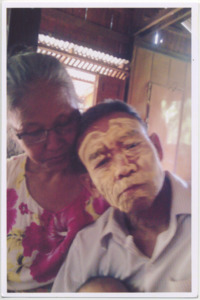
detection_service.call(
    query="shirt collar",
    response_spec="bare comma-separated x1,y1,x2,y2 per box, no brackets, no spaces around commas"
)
100,207,128,248
166,171,191,216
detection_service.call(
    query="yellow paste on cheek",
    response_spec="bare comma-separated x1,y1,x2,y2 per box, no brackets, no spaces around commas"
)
79,118,164,212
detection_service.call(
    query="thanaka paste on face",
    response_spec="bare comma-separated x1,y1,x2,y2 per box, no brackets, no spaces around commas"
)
79,118,164,213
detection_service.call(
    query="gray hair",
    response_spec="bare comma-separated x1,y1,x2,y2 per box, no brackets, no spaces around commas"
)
7,51,79,111
7,51,80,157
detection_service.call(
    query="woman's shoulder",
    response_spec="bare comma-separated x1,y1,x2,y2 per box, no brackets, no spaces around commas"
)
7,153,27,166
7,153,27,181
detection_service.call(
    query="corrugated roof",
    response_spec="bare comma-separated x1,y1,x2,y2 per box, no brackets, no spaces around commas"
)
37,34,130,80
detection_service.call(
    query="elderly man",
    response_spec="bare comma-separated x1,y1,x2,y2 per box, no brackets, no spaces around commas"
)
52,100,191,293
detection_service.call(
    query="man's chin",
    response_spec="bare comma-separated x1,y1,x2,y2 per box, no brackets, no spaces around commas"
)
116,198,135,214
116,195,152,214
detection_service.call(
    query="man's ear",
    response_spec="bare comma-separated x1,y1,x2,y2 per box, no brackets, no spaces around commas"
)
149,133,163,161
79,173,101,198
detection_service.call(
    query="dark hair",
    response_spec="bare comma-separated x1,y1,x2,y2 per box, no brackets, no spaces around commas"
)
77,99,146,142
7,51,79,111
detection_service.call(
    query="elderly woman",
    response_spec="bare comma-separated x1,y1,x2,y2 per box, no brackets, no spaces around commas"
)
7,51,109,292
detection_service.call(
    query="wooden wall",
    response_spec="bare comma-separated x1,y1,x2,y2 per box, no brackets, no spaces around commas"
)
96,75,126,104
40,8,133,59
127,46,191,181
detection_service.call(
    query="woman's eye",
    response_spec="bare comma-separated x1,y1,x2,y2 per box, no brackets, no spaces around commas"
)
56,123,73,134
26,130,43,137
95,158,110,169
56,123,67,128
57,122,75,130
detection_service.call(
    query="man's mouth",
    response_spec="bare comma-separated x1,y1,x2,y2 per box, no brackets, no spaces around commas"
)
118,184,143,199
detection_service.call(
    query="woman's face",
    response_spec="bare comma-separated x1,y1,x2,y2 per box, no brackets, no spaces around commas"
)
9,82,79,171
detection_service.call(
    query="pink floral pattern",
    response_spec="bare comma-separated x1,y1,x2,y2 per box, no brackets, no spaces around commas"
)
7,154,109,291
19,203,29,215
7,189,18,234
93,196,110,214
22,189,108,283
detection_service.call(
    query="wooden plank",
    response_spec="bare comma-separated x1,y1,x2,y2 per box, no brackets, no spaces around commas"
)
148,84,183,174
127,46,153,119
165,27,191,39
41,8,131,44
96,75,126,104
168,58,187,89
173,61,191,181
134,39,191,62
151,52,170,86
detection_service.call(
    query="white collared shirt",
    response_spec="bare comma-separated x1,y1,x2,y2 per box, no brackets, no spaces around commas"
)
52,172,191,293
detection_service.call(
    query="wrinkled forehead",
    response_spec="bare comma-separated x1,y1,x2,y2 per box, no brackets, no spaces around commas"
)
90,117,143,135
78,116,146,160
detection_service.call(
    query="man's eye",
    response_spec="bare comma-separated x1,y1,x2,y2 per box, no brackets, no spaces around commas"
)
125,142,140,149
95,158,110,169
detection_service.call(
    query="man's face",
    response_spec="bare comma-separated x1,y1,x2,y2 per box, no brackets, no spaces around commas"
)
78,113,165,214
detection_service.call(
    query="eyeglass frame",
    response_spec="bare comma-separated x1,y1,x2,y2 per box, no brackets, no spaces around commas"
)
15,109,81,145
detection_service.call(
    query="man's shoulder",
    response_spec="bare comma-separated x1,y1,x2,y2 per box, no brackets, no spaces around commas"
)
167,171,191,194
167,171,191,215
167,171,190,186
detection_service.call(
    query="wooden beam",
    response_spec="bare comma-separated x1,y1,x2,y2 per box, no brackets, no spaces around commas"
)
41,8,131,44
133,8,191,37
158,10,191,31
133,8,182,36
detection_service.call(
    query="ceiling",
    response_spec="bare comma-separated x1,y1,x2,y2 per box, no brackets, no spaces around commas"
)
39,7,191,60
7,7,191,61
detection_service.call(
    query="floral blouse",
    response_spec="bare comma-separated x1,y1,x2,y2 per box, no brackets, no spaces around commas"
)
7,154,109,292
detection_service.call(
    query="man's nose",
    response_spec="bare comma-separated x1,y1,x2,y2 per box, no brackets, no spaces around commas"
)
114,153,137,180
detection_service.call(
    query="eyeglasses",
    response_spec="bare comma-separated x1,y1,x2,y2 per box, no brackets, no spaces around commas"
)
15,110,81,145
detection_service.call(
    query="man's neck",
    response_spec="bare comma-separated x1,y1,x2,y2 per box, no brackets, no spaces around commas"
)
124,175,172,257
126,175,172,234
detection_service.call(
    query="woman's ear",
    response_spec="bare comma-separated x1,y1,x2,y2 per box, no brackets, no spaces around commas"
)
79,173,101,198
149,133,163,161
7,127,24,158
